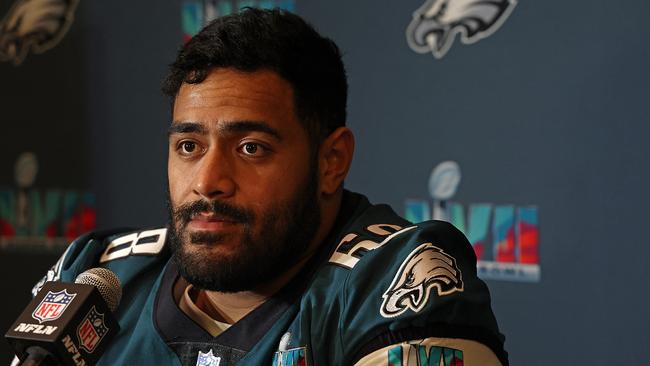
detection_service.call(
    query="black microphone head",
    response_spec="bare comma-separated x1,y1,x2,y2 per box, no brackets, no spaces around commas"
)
75,268,122,312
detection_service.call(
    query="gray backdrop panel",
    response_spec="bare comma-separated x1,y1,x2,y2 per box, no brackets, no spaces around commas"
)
2,0,648,364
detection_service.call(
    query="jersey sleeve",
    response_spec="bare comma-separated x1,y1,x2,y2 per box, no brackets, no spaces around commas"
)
353,337,502,366
338,220,508,365
31,230,111,296
30,228,141,296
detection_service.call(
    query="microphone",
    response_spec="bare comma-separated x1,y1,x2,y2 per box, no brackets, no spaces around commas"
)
5,268,122,366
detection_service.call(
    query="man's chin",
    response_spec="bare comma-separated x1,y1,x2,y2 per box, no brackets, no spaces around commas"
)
173,250,269,293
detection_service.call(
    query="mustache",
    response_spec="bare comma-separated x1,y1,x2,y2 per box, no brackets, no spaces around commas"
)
172,199,254,227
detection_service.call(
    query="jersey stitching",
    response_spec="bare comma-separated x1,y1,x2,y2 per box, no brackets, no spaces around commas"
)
339,266,352,362
339,225,418,363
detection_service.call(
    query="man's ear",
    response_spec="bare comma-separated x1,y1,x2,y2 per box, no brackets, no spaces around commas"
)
319,127,355,195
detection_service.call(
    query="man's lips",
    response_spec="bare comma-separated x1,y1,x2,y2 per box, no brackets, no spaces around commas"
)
187,213,240,231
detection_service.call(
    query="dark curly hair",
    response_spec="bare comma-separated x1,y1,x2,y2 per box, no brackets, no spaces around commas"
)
162,8,348,147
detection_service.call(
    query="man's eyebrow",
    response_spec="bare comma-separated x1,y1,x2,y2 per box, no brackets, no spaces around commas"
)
168,122,207,136
219,120,283,141
168,120,283,141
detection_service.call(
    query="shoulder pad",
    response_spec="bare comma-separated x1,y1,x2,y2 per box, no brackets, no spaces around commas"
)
334,220,506,364
31,227,168,296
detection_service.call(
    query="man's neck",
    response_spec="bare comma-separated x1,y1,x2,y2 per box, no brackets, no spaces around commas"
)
200,253,314,323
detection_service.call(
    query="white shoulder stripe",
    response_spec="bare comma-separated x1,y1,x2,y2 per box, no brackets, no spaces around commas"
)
100,228,167,263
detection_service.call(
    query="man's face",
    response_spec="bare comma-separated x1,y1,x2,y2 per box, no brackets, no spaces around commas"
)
167,68,321,292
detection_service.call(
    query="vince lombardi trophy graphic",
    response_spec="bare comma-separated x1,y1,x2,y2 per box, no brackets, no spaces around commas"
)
428,161,461,221
15,152,38,234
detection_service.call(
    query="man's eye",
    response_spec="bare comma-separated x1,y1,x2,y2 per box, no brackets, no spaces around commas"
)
240,142,264,156
179,141,197,154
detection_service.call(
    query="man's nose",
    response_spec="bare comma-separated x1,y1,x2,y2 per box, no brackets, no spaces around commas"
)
192,148,236,200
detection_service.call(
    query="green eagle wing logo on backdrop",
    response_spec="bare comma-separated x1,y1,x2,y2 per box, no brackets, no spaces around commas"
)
0,0,80,65
407,0,517,59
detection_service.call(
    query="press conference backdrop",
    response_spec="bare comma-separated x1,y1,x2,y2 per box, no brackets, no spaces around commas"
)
1,0,649,364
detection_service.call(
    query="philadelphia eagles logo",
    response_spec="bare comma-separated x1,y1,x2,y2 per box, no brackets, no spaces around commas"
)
0,0,80,65
381,243,463,318
406,0,517,59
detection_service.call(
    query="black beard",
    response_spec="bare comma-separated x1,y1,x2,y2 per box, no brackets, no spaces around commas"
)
166,169,320,293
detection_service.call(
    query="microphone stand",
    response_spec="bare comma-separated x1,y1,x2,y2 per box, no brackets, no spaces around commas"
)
20,346,59,366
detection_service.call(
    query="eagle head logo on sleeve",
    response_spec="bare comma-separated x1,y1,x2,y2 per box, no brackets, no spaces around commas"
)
0,0,80,65
406,0,517,59
381,243,464,318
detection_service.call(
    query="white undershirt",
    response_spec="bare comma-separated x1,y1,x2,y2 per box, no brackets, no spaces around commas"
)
178,284,232,337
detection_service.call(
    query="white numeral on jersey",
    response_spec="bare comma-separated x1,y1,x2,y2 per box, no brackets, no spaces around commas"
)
99,228,167,263
329,225,416,269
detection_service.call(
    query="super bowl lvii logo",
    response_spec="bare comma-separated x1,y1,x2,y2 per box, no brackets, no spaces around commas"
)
181,0,296,42
405,161,540,282
0,152,96,249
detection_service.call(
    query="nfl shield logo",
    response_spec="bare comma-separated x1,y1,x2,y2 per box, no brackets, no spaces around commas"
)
196,349,221,366
31,289,76,323
77,306,109,353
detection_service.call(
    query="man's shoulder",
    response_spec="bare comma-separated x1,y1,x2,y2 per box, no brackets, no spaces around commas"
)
31,227,170,296
328,217,480,317
327,191,473,276
313,194,507,364
329,219,473,270
339,219,481,319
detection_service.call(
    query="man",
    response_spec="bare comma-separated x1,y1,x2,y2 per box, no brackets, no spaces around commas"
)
28,8,507,366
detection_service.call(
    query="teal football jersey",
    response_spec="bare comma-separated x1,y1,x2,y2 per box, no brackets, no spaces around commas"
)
31,191,508,365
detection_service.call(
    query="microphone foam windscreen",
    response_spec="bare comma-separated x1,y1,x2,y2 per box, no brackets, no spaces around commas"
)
75,268,122,312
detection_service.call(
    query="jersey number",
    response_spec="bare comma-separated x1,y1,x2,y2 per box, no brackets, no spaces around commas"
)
99,228,167,263
329,224,415,269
